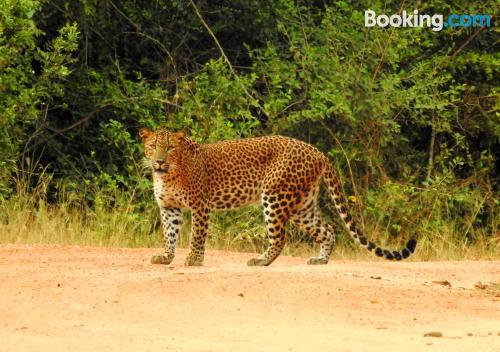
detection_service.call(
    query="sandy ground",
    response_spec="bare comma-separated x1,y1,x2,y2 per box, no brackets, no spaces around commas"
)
0,244,499,352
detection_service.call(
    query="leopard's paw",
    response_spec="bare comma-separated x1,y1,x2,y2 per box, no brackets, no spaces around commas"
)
151,253,174,265
307,257,328,265
246,258,269,266
184,253,204,266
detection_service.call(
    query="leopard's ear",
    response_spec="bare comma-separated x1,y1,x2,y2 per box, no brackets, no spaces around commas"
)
139,128,152,142
170,130,186,146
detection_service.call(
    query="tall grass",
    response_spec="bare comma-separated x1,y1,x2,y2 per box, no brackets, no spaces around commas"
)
1,167,498,260
0,175,156,248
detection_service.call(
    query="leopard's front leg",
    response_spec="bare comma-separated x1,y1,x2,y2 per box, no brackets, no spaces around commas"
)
185,208,209,266
151,207,182,265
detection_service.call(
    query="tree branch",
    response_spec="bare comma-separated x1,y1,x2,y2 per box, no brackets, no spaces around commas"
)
450,27,483,58
188,0,265,115
45,108,103,135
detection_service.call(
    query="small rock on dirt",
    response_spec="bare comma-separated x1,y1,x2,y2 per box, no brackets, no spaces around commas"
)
424,331,443,338
474,281,488,290
432,280,452,287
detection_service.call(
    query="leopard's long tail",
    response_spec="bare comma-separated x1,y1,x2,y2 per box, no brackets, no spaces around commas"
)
323,164,416,260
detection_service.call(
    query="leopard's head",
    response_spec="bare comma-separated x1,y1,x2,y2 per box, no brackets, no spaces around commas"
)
139,128,186,174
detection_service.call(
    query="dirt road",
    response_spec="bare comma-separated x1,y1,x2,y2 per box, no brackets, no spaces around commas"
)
0,244,498,351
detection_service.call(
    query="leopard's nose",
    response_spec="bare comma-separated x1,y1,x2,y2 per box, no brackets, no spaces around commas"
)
154,159,167,171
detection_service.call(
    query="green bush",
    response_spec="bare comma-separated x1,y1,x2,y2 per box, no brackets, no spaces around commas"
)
0,0,497,256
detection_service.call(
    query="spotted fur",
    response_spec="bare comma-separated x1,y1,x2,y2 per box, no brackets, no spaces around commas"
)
139,128,417,266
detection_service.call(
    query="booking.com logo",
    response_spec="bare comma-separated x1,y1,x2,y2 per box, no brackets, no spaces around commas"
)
365,10,492,32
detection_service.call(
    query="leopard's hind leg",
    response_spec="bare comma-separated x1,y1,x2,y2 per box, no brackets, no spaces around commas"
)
291,187,335,265
247,192,295,266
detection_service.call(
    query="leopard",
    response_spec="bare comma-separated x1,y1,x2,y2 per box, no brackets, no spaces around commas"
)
139,127,416,266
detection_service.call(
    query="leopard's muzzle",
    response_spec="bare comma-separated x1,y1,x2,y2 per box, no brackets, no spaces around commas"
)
153,159,168,174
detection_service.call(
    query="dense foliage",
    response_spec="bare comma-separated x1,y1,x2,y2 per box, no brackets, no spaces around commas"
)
1,0,498,250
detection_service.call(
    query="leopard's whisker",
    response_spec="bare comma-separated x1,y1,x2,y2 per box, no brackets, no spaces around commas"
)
141,158,152,170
